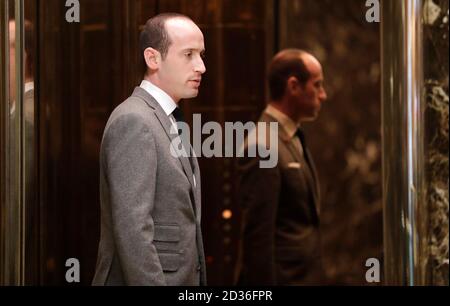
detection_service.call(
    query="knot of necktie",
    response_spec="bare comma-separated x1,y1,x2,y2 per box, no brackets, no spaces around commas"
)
296,128,313,167
172,107,193,164
172,107,184,124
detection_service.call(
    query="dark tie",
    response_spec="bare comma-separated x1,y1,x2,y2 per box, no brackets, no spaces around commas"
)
296,128,311,166
172,107,184,128
172,108,194,170
296,128,320,223
172,107,188,144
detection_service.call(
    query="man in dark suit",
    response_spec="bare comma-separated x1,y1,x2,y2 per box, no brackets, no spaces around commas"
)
235,49,328,285
92,13,207,286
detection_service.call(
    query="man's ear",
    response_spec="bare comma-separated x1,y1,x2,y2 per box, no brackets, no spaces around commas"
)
144,47,160,71
287,76,300,94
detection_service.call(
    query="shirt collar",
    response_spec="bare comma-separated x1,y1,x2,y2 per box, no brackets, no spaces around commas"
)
140,80,177,116
265,103,300,139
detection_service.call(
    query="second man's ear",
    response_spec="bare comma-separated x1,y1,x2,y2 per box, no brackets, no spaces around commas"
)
287,76,300,93
144,47,160,70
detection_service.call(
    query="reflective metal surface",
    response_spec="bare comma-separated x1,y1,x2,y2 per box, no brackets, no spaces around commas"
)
0,0,7,286
0,0,25,285
381,0,429,285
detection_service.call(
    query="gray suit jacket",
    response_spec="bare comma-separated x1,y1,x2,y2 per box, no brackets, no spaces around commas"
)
234,111,324,285
92,87,206,286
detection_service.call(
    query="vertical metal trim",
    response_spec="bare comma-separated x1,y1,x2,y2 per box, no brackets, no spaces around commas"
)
0,0,25,286
15,0,25,285
381,0,428,285
0,0,8,287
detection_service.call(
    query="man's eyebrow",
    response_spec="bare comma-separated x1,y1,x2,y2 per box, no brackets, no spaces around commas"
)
181,48,206,53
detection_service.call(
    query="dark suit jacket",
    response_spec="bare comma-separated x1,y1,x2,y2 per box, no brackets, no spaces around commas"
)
234,111,324,285
92,87,206,286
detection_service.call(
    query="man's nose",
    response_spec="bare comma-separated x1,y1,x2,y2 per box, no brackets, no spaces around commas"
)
195,57,206,74
319,89,327,102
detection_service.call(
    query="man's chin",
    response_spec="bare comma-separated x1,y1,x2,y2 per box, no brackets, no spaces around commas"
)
183,90,199,99
301,113,319,122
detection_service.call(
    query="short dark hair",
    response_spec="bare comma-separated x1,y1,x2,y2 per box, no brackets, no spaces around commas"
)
268,49,311,101
139,13,193,76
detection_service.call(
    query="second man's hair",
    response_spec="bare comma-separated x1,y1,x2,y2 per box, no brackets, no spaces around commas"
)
268,49,310,101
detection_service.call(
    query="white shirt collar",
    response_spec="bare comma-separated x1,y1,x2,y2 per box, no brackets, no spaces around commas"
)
140,80,177,116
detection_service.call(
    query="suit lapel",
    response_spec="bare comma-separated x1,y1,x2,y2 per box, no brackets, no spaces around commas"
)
269,112,319,220
259,112,321,222
191,152,202,221
132,87,199,215
154,111,196,186
283,139,317,195
284,138,320,221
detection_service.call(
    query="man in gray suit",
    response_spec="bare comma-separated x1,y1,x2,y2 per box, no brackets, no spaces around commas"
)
92,13,206,286
235,49,328,285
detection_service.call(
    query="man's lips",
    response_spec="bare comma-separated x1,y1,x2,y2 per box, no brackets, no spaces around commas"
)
189,79,202,87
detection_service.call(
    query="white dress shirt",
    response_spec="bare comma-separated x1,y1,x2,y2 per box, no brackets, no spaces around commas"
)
140,79,178,127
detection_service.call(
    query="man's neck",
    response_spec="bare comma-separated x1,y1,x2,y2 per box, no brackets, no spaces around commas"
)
269,101,300,125
144,75,179,104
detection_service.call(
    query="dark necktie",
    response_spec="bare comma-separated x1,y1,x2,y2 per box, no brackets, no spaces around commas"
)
172,107,194,171
296,128,311,167
296,128,320,218
172,107,188,147
172,107,184,129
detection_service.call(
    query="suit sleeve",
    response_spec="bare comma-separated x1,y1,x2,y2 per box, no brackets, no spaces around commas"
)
237,147,281,285
102,113,166,285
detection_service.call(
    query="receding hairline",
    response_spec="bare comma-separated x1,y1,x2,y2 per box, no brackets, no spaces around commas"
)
272,49,312,64
163,15,196,26
142,14,197,48
163,16,202,38
162,17,205,56
271,49,323,77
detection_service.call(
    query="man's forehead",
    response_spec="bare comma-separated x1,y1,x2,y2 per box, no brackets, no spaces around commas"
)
166,18,201,35
301,55,323,77
176,38,205,52
166,19,202,41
